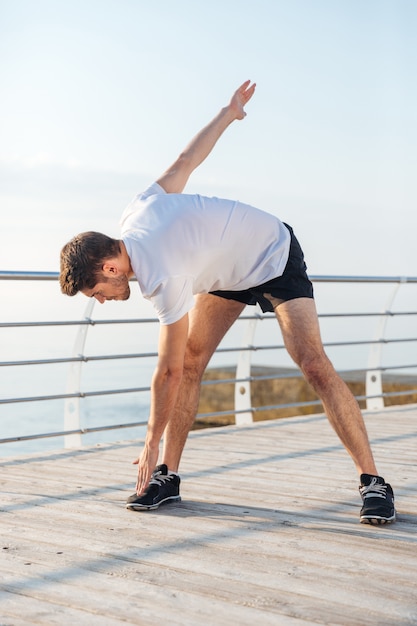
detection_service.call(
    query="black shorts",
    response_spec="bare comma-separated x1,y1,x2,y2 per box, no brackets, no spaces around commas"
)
209,223,314,313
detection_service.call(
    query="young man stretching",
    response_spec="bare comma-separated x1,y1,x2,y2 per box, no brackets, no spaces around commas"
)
60,81,396,525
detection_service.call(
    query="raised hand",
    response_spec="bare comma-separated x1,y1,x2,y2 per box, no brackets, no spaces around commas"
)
156,79,257,194
228,79,256,120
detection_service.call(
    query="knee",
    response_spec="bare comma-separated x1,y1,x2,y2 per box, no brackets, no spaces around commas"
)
298,352,334,390
182,344,211,383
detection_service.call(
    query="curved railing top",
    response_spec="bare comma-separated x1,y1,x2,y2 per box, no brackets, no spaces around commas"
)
0,271,59,280
310,275,417,284
2,271,417,284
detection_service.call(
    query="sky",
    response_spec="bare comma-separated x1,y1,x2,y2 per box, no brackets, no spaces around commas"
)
1,0,416,278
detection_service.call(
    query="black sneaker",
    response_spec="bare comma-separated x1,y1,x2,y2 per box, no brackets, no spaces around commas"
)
126,464,181,511
359,474,396,525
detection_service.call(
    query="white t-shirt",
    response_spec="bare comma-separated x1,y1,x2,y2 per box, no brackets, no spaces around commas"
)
120,182,290,325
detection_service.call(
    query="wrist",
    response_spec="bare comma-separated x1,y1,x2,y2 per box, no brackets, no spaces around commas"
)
221,105,238,123
145,433,161,449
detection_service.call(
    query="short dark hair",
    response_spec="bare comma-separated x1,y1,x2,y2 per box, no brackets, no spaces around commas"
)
60,231,121,296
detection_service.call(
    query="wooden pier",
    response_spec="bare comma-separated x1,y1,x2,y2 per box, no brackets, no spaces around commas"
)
1,404,416,625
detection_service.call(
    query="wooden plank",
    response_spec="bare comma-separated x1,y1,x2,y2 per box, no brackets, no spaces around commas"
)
1,405,416,625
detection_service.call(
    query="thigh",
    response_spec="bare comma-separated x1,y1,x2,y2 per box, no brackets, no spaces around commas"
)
186,294,246,366
270,297,325,364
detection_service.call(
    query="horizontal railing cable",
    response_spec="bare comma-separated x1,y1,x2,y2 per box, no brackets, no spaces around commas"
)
3,386,417,446
2,271,417,283
3,363,417,406
2,334,417,370
0,420,150,445
2,310,417,330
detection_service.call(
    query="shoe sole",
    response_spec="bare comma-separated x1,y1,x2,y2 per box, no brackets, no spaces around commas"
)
360,514,396,525
126,495,181,511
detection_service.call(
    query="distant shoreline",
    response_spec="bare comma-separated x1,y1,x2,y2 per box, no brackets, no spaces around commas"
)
203,364,417,383
193,365,417,429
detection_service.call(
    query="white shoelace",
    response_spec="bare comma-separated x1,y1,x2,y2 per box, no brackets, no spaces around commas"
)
150,471,177,486
361,477,387,500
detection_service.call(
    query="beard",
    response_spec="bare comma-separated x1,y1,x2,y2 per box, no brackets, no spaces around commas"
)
108,275,131,300
121,284,131,300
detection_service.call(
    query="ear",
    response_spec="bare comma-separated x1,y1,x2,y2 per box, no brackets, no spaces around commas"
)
102,259,120,276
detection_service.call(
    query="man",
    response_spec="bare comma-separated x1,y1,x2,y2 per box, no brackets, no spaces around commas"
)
60,81,396,525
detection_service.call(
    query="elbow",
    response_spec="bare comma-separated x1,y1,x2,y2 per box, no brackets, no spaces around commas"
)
176,152,192,168
173,152,194,177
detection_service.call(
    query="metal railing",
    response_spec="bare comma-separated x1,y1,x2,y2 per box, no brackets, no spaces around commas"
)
1,271,417,449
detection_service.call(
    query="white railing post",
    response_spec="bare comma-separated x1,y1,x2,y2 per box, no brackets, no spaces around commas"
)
366,280,403,410
64,298,95,448
234,308,261,425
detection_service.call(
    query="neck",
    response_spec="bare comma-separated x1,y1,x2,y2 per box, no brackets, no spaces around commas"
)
119,240,135,278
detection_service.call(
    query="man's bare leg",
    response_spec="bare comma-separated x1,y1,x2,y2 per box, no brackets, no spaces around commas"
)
162,294,245,472
265,295,378,476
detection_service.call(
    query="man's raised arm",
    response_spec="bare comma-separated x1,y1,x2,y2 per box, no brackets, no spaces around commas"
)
156,80,256,194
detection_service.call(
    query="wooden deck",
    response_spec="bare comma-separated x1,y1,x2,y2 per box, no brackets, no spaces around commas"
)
1,404,416,626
